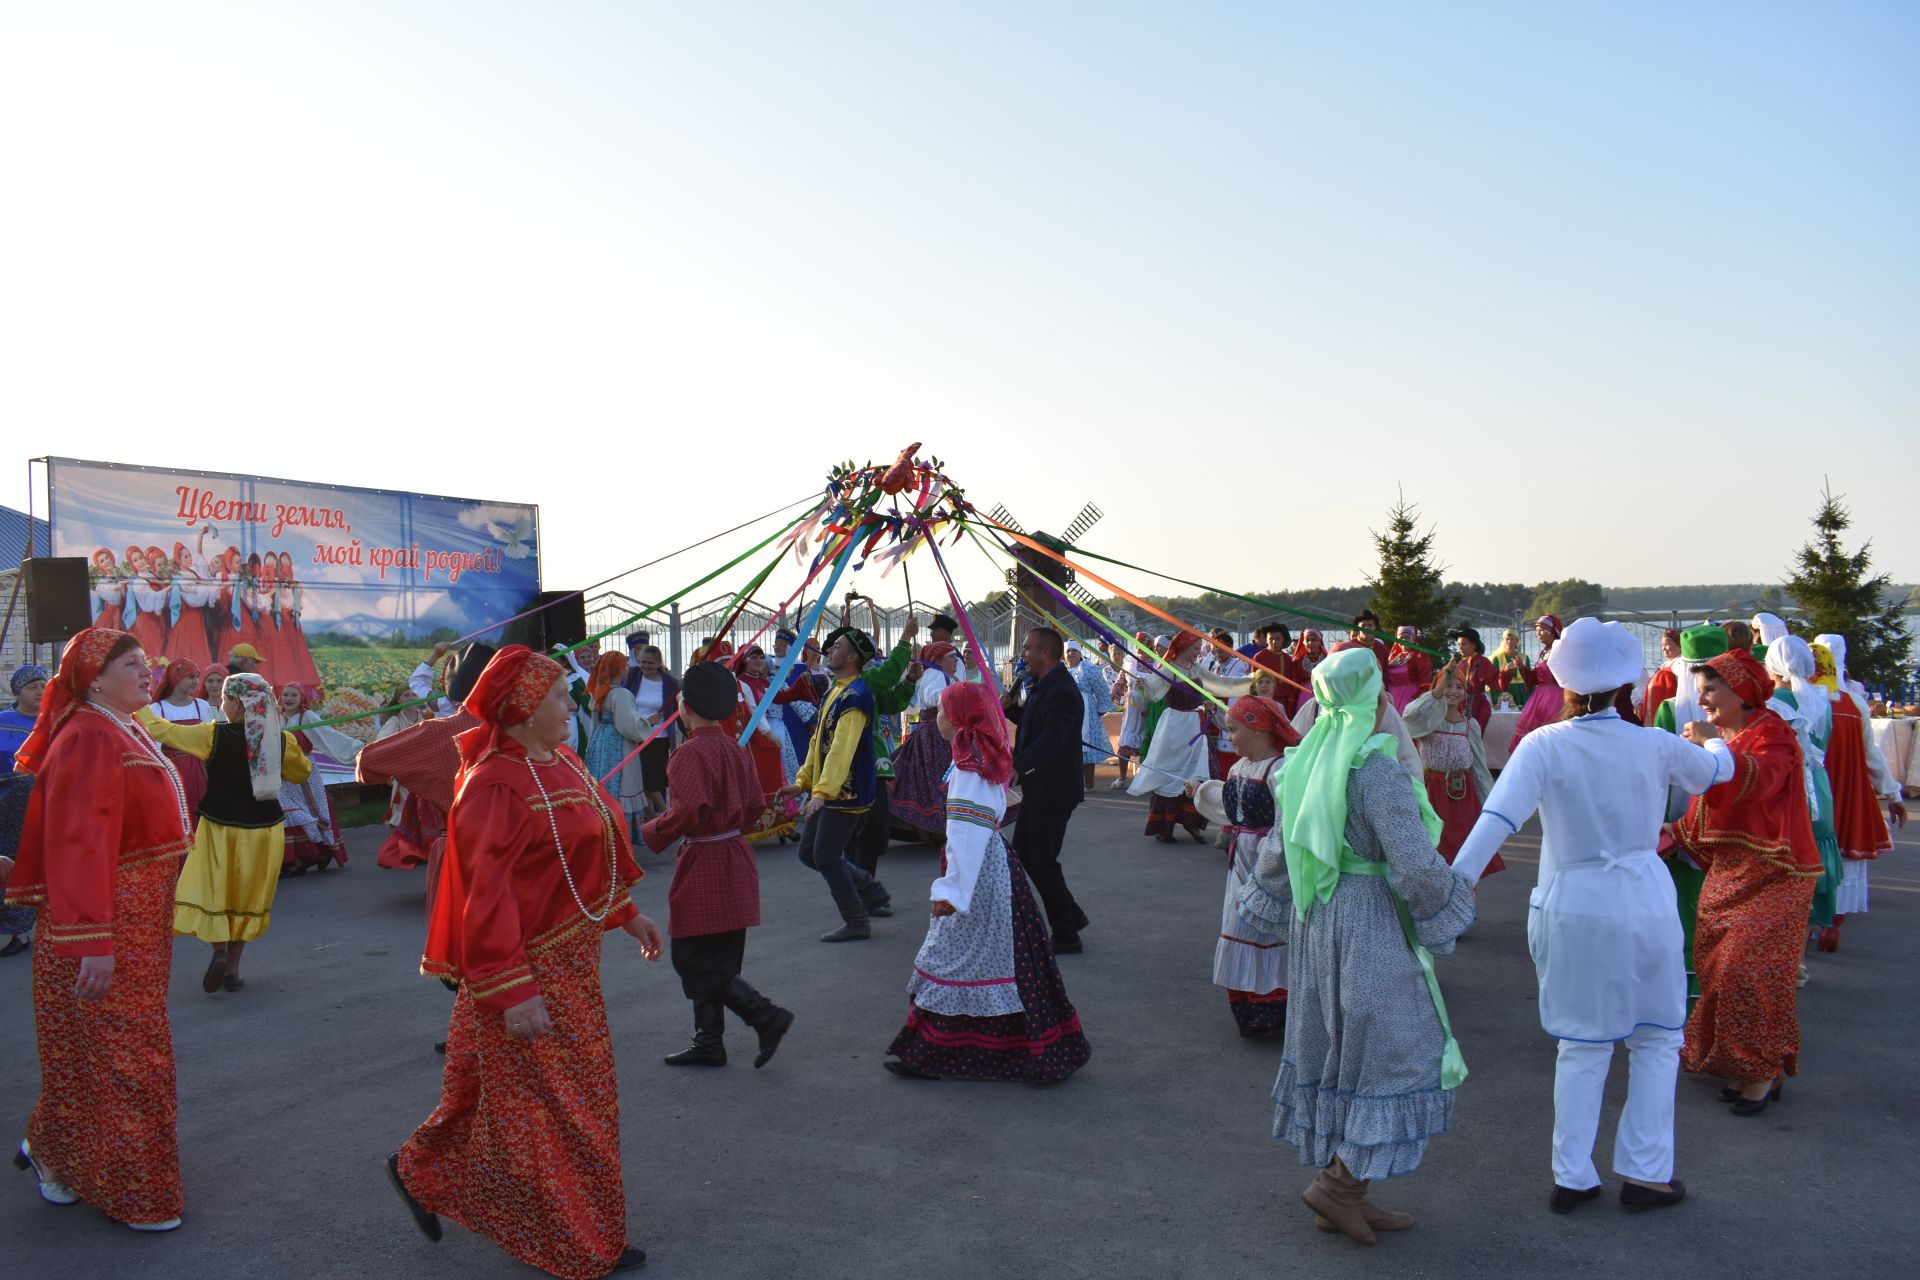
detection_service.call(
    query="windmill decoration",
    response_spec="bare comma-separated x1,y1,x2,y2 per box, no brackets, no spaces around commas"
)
982,500,1104,661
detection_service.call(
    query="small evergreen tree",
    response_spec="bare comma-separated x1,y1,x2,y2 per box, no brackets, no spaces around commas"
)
1784,484,1912,689
1366,493,1460,641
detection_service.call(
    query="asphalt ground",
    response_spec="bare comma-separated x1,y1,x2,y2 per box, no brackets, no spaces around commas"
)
5,772,1918,1279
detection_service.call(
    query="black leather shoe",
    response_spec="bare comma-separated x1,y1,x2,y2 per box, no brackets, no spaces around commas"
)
662,1042,727,1067
386,1153,442,1242
606,1244,648,1272
1549,1184,1602,1214
1051,932,1083,955
1621,1179,1686,1211
0,934,27,958
751,1007,794,1069
1071,906,1091,933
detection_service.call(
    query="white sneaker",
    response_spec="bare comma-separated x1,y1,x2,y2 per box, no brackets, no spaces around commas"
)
1107,778,1125,790
126,1217,182,1232
13,1141,78,1206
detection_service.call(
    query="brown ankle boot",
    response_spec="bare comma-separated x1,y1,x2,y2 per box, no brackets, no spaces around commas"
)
1301,1159,1376,1244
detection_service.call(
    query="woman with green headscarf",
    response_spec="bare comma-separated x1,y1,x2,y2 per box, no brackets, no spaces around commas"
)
1237,648,1476,1245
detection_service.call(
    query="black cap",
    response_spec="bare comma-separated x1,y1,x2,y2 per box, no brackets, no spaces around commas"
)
824,626,877,663
682,662,738,721
1449,626,1483,649
447,642,497,706
930,613,959,634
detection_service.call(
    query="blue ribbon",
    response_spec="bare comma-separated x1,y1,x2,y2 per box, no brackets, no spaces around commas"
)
737,532,861,746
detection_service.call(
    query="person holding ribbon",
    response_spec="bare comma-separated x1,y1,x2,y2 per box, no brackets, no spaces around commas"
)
1235,646,1476,1245
1451,619,1728,1213
643,662,795,1070
775,626,895,940
1127,630,1214,843
388,645,661,1278
1510,614,1566,745
1187,695,1298,1039
6,628,195,1232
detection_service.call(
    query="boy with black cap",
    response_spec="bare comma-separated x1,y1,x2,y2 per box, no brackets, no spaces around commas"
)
642,662,795,1068
775,626,893,940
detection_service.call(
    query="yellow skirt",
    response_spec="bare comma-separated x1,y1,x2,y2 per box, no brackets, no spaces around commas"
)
173,821,286,943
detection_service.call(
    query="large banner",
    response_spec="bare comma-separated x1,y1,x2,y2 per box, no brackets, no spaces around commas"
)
47,457,541,719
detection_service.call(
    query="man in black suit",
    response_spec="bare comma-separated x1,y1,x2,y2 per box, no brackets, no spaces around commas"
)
1002,626,1092,954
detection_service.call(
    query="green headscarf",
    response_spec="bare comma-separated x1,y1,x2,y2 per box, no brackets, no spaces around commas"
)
1277,647,1441,920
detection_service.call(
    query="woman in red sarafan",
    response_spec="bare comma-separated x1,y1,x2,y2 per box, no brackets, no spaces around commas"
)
6,628,194,1231
389,646,662,1279
1674,650,1821,1115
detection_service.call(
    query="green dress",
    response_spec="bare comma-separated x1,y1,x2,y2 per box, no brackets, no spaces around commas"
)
1773,688,1844,928
1650,696,1706,1000
1491,653,1531,704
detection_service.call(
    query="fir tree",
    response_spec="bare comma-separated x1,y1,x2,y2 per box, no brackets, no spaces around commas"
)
1784,483,1912,689
1366,493,1460,642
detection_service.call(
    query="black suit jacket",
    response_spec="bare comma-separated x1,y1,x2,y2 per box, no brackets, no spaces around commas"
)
1006,662,1085,813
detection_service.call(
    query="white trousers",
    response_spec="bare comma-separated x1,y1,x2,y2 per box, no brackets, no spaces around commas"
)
1552,1025,1681,1190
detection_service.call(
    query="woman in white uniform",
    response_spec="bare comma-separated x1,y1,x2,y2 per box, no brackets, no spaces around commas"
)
1451,619,1731,1214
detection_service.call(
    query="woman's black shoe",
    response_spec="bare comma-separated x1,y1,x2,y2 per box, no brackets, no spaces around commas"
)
1730,1077,1784,1114
1549,1184,1602,1214
1620,1179,1686,1211
0,934,27,957
385,1153,442,1242
606,1245,648,1272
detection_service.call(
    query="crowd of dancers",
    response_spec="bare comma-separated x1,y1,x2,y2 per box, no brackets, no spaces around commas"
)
0,599,1906,1273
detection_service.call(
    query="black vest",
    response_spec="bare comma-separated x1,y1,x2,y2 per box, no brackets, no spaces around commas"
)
198,722,287,829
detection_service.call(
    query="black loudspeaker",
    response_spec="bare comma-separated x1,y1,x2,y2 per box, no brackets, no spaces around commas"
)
534,591,587,651
25,557,92,644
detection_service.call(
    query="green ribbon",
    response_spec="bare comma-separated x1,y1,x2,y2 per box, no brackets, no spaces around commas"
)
293,505,817,732
1334,854,1468,1090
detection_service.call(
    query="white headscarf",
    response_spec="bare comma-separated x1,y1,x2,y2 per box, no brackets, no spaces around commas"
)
1765,636,1829,749
1753,613,1790,647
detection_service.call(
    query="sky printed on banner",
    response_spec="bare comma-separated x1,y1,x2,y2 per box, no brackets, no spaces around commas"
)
3,2,1914,617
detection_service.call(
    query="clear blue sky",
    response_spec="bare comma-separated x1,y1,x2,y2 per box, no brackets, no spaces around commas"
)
3,2,1914,612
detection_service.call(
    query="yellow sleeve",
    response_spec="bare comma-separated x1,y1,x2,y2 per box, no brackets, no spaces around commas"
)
281,732,313,783
134,707,218,760
812,708,868,800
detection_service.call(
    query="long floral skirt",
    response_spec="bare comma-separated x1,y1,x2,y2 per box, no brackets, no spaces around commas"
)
398,922,629,1279
1683,859,1818,1084
888,723,950,837
25,857,184,1225
887,850,1091,1083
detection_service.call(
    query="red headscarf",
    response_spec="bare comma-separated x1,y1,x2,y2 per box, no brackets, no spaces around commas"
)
1166,630,1204,665
201,664,229,698
939,680,1012,786
1536,614,1564,642
155,658,202,702
1293,630,1327,668
587,650,628,710
15,627,134,775
454,646,566,769
919,641,958,668
1228,695,1302,749
1701,649,1772,709
730,646,769,699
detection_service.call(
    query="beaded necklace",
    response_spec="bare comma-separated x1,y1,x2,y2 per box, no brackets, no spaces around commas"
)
522,751,621,924
83,702,192,840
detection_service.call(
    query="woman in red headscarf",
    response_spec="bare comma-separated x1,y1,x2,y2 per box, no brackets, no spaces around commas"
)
5,628,194,1231
884,680,1092,1082
1511,614,1566,746
389,646,662,1278
149,658,215,826
1674,650,1821,1115
728,645,812,842
1186,695,1300,1038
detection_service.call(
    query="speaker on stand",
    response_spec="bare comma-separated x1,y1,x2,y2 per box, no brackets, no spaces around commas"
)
24,557,93,646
